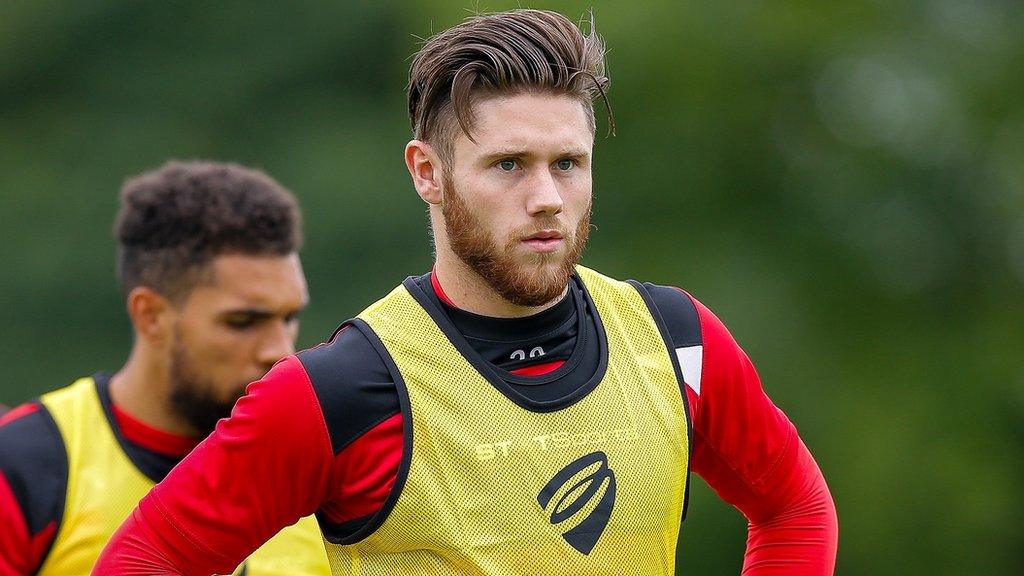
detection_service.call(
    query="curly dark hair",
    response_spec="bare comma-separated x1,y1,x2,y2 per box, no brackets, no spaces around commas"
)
114,160,302,301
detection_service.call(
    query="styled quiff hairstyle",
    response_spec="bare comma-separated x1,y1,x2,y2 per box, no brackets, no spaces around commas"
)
114,160,302,302
407,9,612,163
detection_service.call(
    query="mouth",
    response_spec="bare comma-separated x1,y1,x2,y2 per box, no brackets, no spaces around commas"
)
521,229,565,253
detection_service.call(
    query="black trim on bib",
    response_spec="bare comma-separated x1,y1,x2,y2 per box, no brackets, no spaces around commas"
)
93,373,181,484
644,284,702,349
626,280,694,521
316,318,414,546
402,274,610,413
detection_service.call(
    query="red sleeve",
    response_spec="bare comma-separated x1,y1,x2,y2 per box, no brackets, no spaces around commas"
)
0,471,40,576
686,295,838,575
0,404,59,576
93,355,336,575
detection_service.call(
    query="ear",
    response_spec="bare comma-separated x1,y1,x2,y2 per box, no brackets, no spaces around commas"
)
405,140,443,205
125,286,174,345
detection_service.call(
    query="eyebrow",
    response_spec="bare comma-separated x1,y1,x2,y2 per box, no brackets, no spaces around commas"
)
218,304,306,319
480,147,590,162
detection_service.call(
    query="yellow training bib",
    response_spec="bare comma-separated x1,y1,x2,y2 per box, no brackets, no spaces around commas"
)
322,266,689,575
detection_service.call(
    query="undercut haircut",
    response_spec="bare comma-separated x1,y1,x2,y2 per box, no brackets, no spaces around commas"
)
407,9,612,164
115,160,302,302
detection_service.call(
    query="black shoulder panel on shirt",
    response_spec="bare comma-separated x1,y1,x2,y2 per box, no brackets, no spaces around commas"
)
643,283,702,348
297,324,402,455
0,402,68,536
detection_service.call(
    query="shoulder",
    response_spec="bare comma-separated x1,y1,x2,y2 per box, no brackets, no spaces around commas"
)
579,268,702,347
637,282,740,350
634,282,703,348
296,323,401,454
0,400,68,537
633,282,752,399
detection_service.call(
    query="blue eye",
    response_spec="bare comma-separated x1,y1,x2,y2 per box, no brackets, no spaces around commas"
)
498,159,517,171
556,159,574,171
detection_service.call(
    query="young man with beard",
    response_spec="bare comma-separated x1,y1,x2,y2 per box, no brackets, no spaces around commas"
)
0,161,330,575
96,10,838,575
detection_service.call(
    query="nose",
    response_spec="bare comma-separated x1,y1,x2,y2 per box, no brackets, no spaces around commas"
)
256,321,296,369
526,170,563,217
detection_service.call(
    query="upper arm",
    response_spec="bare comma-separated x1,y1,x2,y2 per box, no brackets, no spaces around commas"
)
690,294,796,492
0,403,67,575
297,323,403,541
299,324,401,456
646,284,798,520
656,291,839,572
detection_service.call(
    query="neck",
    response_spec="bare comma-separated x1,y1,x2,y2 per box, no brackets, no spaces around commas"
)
108,343,199,439
432,249,567,318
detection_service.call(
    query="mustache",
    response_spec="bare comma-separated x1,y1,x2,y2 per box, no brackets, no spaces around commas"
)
510,219,569,241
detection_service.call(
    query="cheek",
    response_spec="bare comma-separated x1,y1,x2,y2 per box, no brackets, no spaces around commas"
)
570,168,593,195
202,340,263,396
562,178,592,218
175,314,259,387
192,330,256,372
467,179,508,214
460,187,507,234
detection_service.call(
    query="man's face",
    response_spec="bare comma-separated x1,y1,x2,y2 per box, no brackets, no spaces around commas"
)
167,253,308,435
442,92,594,307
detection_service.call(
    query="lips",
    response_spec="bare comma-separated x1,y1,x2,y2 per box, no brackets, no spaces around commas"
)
522,229,565,253
524,229,564,241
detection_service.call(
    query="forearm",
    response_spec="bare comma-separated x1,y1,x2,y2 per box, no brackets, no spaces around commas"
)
93,499,223,575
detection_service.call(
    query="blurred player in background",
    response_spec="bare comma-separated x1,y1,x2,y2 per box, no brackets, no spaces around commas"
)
0,161,330,575
97,10,837,575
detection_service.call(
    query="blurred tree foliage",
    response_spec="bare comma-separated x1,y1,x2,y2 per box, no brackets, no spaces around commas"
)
1,1,1021,573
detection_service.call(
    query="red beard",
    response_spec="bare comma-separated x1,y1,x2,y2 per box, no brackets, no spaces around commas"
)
441,173,591,307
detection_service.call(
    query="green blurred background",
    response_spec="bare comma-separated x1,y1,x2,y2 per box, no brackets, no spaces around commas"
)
2,1,1022,573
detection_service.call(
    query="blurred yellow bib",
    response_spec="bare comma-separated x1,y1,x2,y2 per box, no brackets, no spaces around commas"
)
38,377,329,576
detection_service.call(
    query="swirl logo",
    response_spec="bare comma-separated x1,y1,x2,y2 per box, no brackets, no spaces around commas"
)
537,451,616,555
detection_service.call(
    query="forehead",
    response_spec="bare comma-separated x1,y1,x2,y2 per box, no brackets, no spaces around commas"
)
189,253,307,309
459,92,594,154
